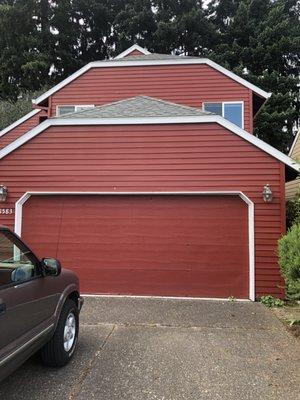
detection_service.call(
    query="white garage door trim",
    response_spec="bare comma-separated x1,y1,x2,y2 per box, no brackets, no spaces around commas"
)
15,191,255,301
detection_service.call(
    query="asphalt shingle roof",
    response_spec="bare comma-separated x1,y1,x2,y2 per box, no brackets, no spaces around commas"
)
57,96,212,119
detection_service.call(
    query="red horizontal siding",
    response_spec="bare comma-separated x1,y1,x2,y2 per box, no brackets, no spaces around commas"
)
50,64,252,132
0,122,284,297
124,49,145,57
0,110,46,150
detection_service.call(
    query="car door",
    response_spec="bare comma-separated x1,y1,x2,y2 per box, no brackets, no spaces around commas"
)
0,228,59,357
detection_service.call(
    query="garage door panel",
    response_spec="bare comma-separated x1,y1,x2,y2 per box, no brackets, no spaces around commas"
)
22,194,249,298
55,243,247,269
70,268,248,297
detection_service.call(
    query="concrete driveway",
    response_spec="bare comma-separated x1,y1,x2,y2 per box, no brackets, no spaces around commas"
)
0,297,299,400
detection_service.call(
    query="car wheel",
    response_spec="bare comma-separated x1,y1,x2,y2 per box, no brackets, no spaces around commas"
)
41,299,79,367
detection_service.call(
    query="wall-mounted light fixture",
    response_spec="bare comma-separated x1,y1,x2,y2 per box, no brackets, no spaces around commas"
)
262,184,273,203
0,185,8,202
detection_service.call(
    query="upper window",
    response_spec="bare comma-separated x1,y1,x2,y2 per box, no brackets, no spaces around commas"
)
57,105,95,116
203,102,244,128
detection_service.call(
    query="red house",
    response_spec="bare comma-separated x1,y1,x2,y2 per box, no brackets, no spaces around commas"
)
0,44,299,300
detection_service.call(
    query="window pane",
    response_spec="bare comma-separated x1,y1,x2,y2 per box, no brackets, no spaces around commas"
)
76,105,94,112
203,103,222,115
0,232,35,286
57,106,75,116
224,103,243,128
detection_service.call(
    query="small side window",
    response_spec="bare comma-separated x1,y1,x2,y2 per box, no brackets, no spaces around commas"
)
203,102,222,115
203,101,244,128
57,105,95,116
224,102,243,128
0,232,37,288
57,106,76,116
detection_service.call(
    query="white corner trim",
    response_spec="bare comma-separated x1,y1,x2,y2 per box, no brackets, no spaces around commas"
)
114,44,150,59
14,190,255,301
0,114,299,173
32,58,271,105
239,192,255,301
0,109,41,138
289,129,300,157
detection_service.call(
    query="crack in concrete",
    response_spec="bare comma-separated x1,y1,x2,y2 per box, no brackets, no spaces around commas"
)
81,321,273,332
68,324,116,400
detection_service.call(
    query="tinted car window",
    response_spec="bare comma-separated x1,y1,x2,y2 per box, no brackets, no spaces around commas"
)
0,232,37,287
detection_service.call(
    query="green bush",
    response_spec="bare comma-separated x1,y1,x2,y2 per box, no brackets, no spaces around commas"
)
286,192,300,229
259,295,285,308
278,223,300,300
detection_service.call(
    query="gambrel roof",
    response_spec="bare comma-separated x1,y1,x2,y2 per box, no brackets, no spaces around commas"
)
32,46,271,105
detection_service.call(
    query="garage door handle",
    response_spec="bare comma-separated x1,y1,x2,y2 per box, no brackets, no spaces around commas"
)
0,303,6,316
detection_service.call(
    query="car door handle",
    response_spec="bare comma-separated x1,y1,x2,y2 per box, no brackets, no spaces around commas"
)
0,303,6,316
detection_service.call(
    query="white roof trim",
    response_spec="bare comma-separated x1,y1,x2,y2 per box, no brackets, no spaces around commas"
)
32,58,271,105
114,44,150,59
0,109,40,138
289,129,300,157
0,115,298,173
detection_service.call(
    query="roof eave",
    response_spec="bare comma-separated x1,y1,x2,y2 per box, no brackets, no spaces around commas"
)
0,115,299,175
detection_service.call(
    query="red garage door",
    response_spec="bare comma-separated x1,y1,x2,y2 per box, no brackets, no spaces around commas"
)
22,195,249,298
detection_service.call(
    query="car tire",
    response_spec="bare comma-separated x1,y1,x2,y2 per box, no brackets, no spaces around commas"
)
41,299,79,367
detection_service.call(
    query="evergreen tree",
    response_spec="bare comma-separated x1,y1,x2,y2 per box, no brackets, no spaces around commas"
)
207,0,300,152
152,0,217,55
0,0,298,153
0,0,52,100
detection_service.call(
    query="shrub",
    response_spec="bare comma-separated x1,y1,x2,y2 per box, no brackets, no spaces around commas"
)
286,193,300,230
278,223,300,300
259,295,285,308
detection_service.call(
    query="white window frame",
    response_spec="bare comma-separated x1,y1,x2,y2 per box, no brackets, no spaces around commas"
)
56,104,95,117
203,101,244,129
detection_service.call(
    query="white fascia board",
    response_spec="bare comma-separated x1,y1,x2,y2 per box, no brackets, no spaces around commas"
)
114,44,150,59
289,129,300,157
0,109,40,137
32,59,272,105
0,115,298,174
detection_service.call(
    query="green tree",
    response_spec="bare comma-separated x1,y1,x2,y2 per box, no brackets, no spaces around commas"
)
0,0,53,100
0,86,49,130
152,0,217,55
207,0,300,152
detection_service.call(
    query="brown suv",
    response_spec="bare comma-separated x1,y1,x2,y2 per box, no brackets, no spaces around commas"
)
0,226,83,382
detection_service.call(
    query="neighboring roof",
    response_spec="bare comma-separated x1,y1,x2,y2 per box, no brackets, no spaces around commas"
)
0,97,298,175
32,46,271,105
0,108,40,138
114,44,150,59
57,96,211,119
289,128,300,157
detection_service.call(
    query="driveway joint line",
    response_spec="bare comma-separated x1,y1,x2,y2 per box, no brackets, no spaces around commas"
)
68,324,116,400
81,322,273,332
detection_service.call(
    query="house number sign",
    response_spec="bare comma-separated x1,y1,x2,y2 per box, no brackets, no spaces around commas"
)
0,208,14,215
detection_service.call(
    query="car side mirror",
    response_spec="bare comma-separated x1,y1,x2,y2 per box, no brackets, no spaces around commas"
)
42,258,61,277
